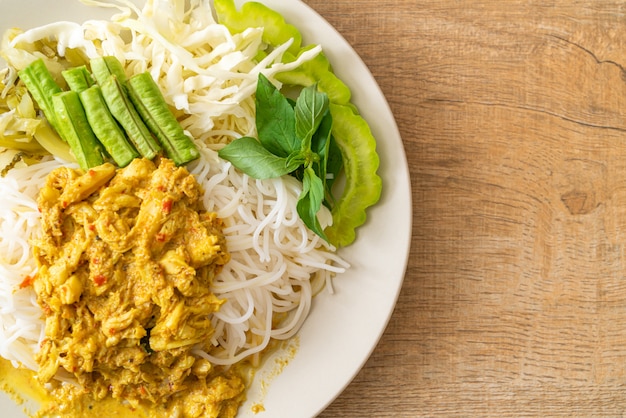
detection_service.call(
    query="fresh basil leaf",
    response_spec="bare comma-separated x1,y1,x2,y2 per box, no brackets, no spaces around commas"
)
310,110,341,208
311,110,332,181
218,136,293,179
312,110,332,158
297,166,328,240
295,83,329,150
256,73,299,157
219,74,336,243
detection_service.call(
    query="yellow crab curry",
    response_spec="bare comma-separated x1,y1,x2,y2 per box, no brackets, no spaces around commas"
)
30,157,245,417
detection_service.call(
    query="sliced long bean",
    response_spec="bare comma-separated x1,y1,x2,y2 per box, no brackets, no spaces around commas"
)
100,75,160,160
127,72,199,166
90,56,127,85
18,56,203,169
52,91,104,170
79,85,139,167
18,59,63,132
62,66,95,93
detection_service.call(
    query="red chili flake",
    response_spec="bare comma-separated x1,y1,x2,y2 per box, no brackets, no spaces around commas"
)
88,224,96,231
88,169,96,177
109,328,116,335
156,232,167,242
19,275,35,289
43,305,52,316
162,199,172,214
93,274,107,286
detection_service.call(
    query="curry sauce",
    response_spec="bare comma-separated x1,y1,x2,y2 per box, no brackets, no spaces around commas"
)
26,157,245,417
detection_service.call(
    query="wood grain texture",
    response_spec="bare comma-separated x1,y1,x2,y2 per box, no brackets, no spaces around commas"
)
301,0,626,416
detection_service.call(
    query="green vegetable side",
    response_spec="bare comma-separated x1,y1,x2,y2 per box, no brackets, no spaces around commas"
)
18,56,198,170
214,0,383,247
219,74,339,241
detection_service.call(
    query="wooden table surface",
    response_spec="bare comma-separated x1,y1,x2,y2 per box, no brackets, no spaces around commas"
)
303,1,626,416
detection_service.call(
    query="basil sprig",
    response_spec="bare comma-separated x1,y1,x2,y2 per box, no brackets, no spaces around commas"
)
218,73,343,241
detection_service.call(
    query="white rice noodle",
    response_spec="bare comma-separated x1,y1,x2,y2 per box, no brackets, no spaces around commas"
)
0,158,66,370
189,143,349,366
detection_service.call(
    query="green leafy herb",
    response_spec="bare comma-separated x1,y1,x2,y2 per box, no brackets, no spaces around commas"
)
297,166,327,239
310,108,335,203
295,82,329,151
255,73,297,157
218,73,341,242
218,136,300,179
215,0,382,247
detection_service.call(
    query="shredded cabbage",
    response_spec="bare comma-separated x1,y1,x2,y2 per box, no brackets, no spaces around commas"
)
1,0,321,148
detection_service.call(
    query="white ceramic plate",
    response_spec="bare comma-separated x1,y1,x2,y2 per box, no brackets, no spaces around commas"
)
0,0,411,416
